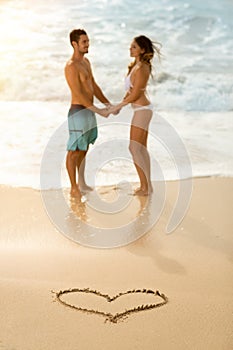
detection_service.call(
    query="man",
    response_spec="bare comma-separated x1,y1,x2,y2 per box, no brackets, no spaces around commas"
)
65,29,110,198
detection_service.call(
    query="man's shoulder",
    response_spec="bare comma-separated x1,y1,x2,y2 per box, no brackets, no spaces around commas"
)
66,57,91,68
65,59,77,69
65,59,81,75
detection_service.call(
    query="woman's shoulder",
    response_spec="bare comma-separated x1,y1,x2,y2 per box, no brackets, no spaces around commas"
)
135,61,150,75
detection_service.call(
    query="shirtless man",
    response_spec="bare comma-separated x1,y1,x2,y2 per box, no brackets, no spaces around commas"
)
65,29,110,197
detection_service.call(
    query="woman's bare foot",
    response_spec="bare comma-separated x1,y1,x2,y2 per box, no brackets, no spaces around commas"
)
134,188,149,196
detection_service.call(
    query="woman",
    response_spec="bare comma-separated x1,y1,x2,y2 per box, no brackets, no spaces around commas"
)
110,35,162,196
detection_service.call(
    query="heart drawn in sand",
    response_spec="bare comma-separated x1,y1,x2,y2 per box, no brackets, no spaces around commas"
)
52,288,168,323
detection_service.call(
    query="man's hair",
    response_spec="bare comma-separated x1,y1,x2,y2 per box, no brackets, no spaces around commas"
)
70,29,87,46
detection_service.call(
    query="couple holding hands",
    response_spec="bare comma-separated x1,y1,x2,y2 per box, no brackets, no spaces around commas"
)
65,29,161,198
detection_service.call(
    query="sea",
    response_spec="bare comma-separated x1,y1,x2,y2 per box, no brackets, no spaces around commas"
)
0,0,233,190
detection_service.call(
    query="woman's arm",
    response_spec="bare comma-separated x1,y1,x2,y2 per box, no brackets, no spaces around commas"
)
120,65,149,106
109,65,149,114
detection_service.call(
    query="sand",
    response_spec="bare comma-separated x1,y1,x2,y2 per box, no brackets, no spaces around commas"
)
0,177,233,349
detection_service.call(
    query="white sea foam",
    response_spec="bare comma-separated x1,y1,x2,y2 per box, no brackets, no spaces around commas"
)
0,101,232,189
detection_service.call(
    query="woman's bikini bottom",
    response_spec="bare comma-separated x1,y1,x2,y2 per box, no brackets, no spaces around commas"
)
131,103,154,112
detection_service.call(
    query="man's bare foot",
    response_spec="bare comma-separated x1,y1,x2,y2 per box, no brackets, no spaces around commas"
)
134,186,153,196
79,183,93,193
70,186,82,198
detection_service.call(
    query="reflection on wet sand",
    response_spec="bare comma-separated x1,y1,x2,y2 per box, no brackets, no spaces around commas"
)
60,181,165,248
70,196,87,223
68,184,150,229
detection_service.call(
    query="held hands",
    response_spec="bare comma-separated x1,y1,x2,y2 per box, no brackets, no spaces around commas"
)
98,104,122,118
98,107,110,118
107,104,122,116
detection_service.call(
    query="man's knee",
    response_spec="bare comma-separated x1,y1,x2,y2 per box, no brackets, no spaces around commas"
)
67,150,79,160
79,150,87,158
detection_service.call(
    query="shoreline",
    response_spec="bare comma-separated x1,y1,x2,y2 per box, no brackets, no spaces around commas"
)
1,106,233,190
0,173,232,192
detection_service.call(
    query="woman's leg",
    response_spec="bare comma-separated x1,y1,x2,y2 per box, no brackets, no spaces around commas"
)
129,109,153,195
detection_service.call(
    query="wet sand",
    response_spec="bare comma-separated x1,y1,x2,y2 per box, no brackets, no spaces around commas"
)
0,177,233,349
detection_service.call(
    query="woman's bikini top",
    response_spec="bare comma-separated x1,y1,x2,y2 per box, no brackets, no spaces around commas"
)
124,67,134,91
124,63,146,92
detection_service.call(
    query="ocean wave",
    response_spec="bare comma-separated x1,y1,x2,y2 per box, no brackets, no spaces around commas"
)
0,0,232,111
156,72,186,84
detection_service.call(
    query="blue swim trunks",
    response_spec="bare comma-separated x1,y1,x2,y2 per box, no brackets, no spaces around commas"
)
67,104,98,151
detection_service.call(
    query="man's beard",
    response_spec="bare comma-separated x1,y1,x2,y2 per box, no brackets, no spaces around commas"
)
81,48,88,54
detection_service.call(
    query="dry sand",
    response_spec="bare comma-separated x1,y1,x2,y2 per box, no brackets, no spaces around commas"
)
0,177,233,349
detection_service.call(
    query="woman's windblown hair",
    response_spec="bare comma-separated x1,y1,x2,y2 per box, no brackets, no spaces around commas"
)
129,35,162,75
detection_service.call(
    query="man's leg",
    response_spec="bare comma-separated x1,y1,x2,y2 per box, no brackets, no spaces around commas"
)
76,149,93,192
66,150,81,198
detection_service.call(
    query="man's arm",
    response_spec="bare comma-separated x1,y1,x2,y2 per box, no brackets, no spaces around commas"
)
85,58,111,106
92,79,110,106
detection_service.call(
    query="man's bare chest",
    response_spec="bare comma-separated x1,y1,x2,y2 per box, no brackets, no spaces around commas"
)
77,62,91,82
